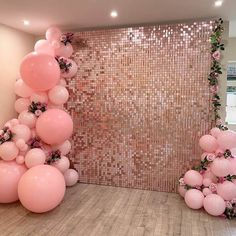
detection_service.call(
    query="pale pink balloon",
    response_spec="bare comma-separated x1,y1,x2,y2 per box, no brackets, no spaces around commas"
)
30,92,48,103
217,130,236,150
184,170,203,187
229,157,236,175
14,98,31,113
184,189,204,209
20,52,60,91
64,169,78,187
51,156,70,173
210,127,221,138
217,181,236,200
210,158,231,177
15,139,26,149
14,79,33,97
51,40,61,49
18,165,65,213
199,135,218,153
0,161,27,203
46,27,62,42
12,124,31,142
48,85,69,105
0,142,19,161
203,178,212,187
36,109,73,145
203,188,212,196
231,148,236,158
61,59,77,78
21,144,29,152
34,39,55,56
203,194,226,216
52,140,71,155
47,102,63,110
58,78,67,87
16,155,25,165
55,43,73,58
18,111,37,128
178,185,187,198
25,148,46,168
10,118,20,126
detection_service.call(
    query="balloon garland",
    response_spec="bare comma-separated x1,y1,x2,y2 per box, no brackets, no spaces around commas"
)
0,27,78,213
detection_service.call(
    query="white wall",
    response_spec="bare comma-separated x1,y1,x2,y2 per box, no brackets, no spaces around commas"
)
0,24,35,128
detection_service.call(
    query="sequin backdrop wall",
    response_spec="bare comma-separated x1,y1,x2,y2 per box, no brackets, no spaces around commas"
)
66,20,214,192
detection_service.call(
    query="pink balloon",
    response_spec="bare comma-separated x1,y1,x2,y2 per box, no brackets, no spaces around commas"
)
0,161,27,203
229,157,236,175
64,169,78,187
18,165,65,213
15,139,26,149
36,109,73,145
46,27,62,42
55,43,73,58
18,111,37,128
16,155,25,165
14,79,33,98
51,156,70,173
184,189,204,209
203,169,217,183
12,124,31,142
199,135,218,153
203,188,212,196
34,39,55,56
217,130,236,150
25,148,46,168
203,194,226,216
178,185,187,198
14,98,31,113
51,40,61,49
48,85,69,105
58,78,67,87
217,181,236,200
202,178,212,187
30,92,48,103
52,140,71,155
61,59,77,78
230,148,236,158
20,52,60,91
184,170,203,187
210,127,221,138
10,118,19,126
210,158,231,177
0,142,19,161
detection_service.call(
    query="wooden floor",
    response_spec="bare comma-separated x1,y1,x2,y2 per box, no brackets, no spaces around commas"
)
1,184,236,236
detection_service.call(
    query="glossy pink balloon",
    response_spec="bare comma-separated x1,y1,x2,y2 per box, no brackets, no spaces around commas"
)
64,169,78,187
52,140,71,155
0,161,27,203
184,189,204,209
199,135,218,153
14,79,33,97
178,185,187,198
12,124,31,142
20,52,60,91
51,156,70,173
36,109,73,145
217,181,236,200
217,130,236,150
30,92,48,103
48,85,69,105
203,194,226,216
184,170,203,187
14,98,31,113
34,39,55,56
46,27,62,42
55,43,73,58
18,111,37,128
25,148,46,168
210,158,231,177
61,59,77,78
18,165,65,213
210,127,221,138
0,142,19,161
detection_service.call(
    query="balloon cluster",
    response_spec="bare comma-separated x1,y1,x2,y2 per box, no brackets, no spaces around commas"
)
0,27,79,213
179,126,236,219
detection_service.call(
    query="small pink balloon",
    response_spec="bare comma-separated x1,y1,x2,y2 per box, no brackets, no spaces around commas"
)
211,158,231,177
21,144,29,152
51,156,70,173
18,111,37,128
178,185,187,198
0,142,19,161
14,79,33,98
18,165,65,213
48,85,69,105
184,170,203,187
12,124,31,142
30,92,48,103
34,39,55,56
61,59,77,78
217,181,236,200
46,27,62,42
15,139,26,149
203,194,226,216
16,155,25,165
24,148,46,168
14,98,31,113
217,130,236,150
203,188,212,196
210,127,221,138
0,161,27,203
55,43,73,58
184,189,204,209
64,169,78,187
52,140,71,155
58,78,67,87
199,135,218,153
203,178,212,187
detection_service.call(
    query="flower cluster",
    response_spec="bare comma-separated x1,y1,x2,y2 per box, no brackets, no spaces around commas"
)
0,127,13,144
47,150,61,164
56,57,72,73
28,101,47,117
28,137,42,149
60,33,74,46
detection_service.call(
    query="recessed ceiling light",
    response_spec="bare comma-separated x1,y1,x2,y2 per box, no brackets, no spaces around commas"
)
110,10,118,18
23,20,30,26
214,0,223,7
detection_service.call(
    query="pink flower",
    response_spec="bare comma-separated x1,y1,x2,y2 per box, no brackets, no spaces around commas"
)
206,153,216,162
35,110,42,117
226,201,233,209
179,178,185,186
212,50,221,61
209,183,217,193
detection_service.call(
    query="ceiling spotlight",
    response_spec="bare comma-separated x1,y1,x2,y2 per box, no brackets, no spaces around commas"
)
214,0,223,7
23,20,30,26
110,10,118,18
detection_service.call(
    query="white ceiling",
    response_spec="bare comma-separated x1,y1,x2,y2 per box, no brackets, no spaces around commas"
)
0,0,236,36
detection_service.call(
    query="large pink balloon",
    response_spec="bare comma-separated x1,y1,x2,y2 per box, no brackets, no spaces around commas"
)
0,161,27,203
51,156,70,173
203,194,226,216
217,130,236,150
199,135,218,153
48,85,69,105
20,52,60,91
14,79,33,97
64,169,78,187
210,158,231,177
61,59,77,78
30,92,48,103
34,39,55,56
18,111,37,128
36,109,73,145
25,148,46,168
55,43,73,58
184,170,203,187
0,142,19,161
217,181,236,200
46,27,62,42
12,124,31,142
14,98,31,113
184,189,204,209
18,165,65,213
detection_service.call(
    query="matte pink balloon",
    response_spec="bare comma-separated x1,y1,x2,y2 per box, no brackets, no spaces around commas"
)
184,189,204,209
217,181,236,200
0,161,27,203
203,194,226,216
178,185,187,198
61,59,77,78
14,98,31,113
16,155,25,165
0,142,19,161
18,111,37,128
55,43,73,58
20,52,60,91
52,140,71,155
30,92,48,103
48,85,69,105
51,156,70,173
34,39,55,56
15,139,26,149
36,109,73,145
12,124,31,142
203,188,212,196
46,27,62,42
25,148,46,168
210,127,221,138
14,79,33,97
18,165,65,213
203,178,212,187
217,130,236,150
184,170,203,187
199,135,218,153
64,169,78,187
210,158,231,177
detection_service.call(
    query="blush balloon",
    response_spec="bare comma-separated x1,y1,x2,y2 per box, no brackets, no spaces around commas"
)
24,148,46,168
34,39,55,56
30,92,48,103
18,111,37,128
16,155,25,165
46,27,62,42
51,156,70,173
203,188,212,196
55,43,73,58
14,98,31,113
203,178,212,187
184,170,203,187
217,130,236,150
199,135,218,153
64,169,78,187
12,124,31,142
14,79,33,98
184,189,204,209
178,185,187,198
203,194,226,216
210,127,221,138
0,142,19,161
217,181,236,200
48,85,69,105
210,158,231,177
